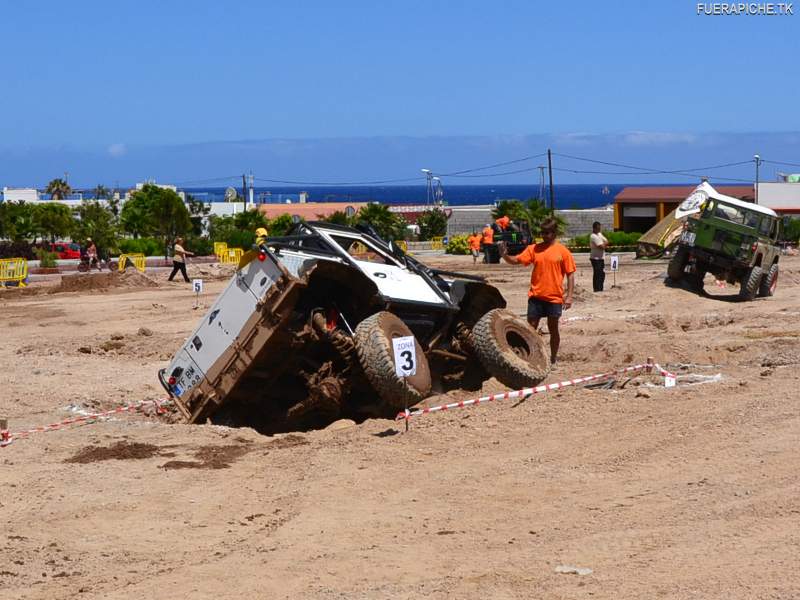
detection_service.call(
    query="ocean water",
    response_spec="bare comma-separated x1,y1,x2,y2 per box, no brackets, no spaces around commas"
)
182,184,644,209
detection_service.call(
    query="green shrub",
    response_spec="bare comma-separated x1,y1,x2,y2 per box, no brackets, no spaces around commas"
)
446,234,470,255
0,241,35,260
568,231,641,252
118,237,162,256
226,229,255,250
35,248,58,268
187,236,214,256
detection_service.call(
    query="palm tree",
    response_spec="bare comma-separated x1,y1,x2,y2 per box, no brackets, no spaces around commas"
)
45,178,72,200
93,184,110,199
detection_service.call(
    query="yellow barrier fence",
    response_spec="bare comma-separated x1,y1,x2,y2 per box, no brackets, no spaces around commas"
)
0,258,28,287
214,242,228,261
118,253,147,272
430,236,444,250
221,248,244,264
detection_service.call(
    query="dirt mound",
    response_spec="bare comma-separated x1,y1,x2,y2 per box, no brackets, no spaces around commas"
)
52,271,159,294
160,443,252,470
191,263,237,280
65,441,162,463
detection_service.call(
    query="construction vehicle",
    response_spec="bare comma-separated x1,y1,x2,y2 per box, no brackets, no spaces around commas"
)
159,222,550,433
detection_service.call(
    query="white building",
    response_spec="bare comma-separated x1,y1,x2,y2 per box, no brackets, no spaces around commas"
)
757,181,800,215
2,187,39,202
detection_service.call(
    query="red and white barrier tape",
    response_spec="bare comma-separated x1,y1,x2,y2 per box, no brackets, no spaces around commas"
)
396,362,657,422
0,398,170,448
653,363,677,387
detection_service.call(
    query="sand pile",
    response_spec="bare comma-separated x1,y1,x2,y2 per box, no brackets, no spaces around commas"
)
191,263,237,280
52,270,160,293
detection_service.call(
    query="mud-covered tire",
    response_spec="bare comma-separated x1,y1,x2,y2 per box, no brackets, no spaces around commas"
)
690,269,706,292
471,308,550,390
739,265,763,301
667,247,688,281
354,311,432,411
758,263,778,297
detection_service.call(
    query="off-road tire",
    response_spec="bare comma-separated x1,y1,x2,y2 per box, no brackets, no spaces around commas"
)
471,308,550,390
740,265,763,301
758,263,778,297
690,269,706,293
667,247,688,282
354,311,431,411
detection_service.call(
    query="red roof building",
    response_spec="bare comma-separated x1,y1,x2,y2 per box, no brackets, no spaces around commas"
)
613,185,754,232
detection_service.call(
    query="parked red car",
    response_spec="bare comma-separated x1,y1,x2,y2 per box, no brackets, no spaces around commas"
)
44,241,82,259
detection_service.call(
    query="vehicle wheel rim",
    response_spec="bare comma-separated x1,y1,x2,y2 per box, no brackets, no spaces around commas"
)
506,330,532,360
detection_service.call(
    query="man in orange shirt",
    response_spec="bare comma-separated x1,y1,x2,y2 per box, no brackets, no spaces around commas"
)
495,215,511,231
499,217,576,365
467,231,482,264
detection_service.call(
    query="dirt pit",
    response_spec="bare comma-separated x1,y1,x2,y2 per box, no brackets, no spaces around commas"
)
3,253,800,599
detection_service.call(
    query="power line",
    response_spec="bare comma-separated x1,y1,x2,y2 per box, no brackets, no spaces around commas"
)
553,152,753,175
550,167,753,183
173,175,242,186
764,159,800,169
437,152,547,176
253,175,422,186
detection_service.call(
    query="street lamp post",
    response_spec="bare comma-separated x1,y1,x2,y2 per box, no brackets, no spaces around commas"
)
432,176,444,206
754,154,762,204
421,169,432,206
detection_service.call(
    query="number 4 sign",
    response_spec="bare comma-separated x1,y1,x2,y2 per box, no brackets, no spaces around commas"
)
392,336,417,378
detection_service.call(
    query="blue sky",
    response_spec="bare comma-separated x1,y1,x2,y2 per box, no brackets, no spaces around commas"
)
1,1,798,187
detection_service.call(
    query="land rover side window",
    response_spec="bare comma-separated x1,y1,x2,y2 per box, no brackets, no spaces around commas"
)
711,202,747,225
758,217,772,236
331,235,394,265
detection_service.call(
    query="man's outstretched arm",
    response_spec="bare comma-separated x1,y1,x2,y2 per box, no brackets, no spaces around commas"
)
499,242,522,264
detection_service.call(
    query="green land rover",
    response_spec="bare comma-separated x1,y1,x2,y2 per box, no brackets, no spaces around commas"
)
667,183,782,300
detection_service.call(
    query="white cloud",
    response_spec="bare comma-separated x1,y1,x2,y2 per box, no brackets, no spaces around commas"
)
620,131,697,146
107,143,127,157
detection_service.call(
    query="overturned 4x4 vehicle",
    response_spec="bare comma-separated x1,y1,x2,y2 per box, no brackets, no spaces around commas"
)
668,182,783,300
160,222,550,433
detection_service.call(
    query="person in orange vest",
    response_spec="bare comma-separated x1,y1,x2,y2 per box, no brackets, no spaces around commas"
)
467,230,482,264
499,217,576,366
482,224,494,245
495,215,511,231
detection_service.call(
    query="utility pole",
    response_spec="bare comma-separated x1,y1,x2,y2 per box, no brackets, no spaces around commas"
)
754,154,762,204
547,149,555,213
242,173,247,205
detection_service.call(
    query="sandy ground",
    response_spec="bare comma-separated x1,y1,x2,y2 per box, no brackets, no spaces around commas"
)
1,253,799,599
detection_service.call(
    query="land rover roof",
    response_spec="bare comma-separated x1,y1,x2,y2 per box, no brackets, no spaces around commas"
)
690,182,778,218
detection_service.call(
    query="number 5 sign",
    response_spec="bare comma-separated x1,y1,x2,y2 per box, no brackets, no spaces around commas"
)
392,336,417,378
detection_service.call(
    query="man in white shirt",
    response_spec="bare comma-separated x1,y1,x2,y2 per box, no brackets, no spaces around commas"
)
589,221,608,292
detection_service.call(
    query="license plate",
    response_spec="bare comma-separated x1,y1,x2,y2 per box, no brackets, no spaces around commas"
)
682,231,696,246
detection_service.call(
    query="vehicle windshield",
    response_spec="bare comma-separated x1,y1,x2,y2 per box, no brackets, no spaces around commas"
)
330,235,396,265
704,200,760,228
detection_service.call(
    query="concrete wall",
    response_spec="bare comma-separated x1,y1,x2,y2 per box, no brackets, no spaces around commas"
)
446,205,615,238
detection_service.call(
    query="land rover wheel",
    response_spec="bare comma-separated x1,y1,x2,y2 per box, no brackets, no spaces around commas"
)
667,247,688,282
471,308,550,390
739,265,763,301
758,263,778,297
354,311,432,411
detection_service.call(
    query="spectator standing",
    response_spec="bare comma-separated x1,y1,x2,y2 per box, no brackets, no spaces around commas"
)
467,231,482,264
481,224,494,263
168,237,194,283
589,221,609,292
86,238,100,270
499,218,576,365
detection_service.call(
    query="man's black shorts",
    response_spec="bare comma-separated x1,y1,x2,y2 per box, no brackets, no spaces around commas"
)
527,297,563,320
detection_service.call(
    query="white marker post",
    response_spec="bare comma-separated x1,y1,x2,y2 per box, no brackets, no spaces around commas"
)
392,336,417,431
192,278,203,309
610,254,620,288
